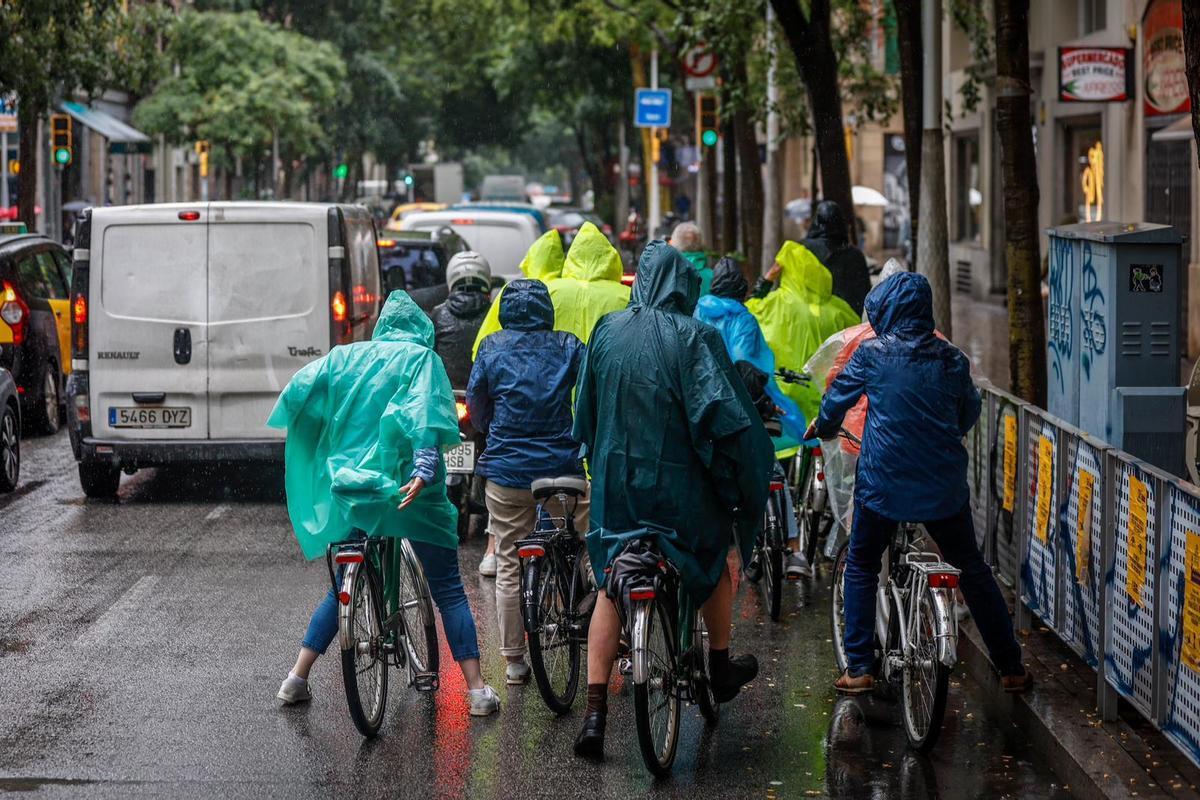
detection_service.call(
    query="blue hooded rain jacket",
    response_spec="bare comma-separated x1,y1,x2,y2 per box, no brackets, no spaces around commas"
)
813,272,981,521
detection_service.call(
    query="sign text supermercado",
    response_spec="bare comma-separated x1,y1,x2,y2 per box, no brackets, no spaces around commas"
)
1058,47,1133,103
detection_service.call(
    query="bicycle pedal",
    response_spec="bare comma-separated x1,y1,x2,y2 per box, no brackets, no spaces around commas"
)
412,672,440,692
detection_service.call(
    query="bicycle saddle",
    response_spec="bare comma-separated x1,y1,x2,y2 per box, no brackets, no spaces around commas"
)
531,475,588,500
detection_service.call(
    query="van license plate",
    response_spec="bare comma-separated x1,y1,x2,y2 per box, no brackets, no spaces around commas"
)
445,441,475,474
109,407,192,428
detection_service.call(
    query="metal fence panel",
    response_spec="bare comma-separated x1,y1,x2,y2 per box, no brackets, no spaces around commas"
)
1059,433,1106,668
1021,409,1059,630
988,397,1023,588
1160,483,1200,765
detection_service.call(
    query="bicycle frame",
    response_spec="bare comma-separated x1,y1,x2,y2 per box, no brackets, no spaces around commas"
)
874,527,961,677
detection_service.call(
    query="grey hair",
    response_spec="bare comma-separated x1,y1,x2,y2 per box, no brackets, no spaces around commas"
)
670,221,704,252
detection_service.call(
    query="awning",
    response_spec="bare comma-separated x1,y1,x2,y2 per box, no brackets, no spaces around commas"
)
58,100,151,154
1151,116,1195,143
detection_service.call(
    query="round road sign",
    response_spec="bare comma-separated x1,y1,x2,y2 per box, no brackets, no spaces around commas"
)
683,46,717,78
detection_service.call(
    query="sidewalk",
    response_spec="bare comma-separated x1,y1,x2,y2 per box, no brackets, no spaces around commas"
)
951,293,1011,389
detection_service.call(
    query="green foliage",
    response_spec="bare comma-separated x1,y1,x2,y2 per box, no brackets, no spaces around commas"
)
949,0,994,116
133,11,344,167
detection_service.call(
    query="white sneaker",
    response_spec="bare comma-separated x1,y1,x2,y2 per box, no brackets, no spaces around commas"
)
469,685,501,716
506,661,532,685
479,553,498,577
276,674,311,705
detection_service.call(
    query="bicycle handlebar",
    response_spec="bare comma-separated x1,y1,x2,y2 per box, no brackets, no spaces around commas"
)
775,367,810,385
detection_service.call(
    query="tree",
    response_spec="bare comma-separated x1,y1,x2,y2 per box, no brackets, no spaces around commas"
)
1185,0,1200,166
894,0,922,265
994,0,1046,404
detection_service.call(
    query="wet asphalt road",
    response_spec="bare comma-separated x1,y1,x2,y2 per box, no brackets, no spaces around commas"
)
0,431,1073,799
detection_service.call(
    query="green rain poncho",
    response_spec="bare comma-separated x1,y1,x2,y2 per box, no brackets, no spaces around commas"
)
747,240,860,422
471,229,565,359
680,249,713,296
267,291,461,559
574,240,775,605
545,221,630,344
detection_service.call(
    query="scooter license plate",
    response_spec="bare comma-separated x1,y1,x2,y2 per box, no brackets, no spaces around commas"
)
445,441,475,474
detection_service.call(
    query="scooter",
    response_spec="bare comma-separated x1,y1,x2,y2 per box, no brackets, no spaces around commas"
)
446,391,487,540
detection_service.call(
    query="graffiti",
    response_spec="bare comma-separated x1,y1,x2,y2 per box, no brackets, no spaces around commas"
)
1080,241,1107,380
1047,237,1075,394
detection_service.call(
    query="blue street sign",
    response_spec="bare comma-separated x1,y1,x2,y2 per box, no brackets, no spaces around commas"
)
634,88,672,128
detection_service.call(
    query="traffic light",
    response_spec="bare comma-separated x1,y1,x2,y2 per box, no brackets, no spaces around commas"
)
334,163,349,180
50,114,72,166
403,174,414,187
696,94,718,148
194,140,210,178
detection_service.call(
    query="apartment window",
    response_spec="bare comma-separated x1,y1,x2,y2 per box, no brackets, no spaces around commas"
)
1080,0,1105,34
954,133,982,244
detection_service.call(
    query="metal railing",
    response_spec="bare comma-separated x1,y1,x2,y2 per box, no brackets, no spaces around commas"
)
966,379,1200,767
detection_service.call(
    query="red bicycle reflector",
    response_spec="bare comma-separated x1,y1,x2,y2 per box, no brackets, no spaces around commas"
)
178,210,201,221
928,572,959,589
517,545,545,558
817,472,825,482
629,587,655,601
338,591,352,605
334,552,364,565
769,480,785,492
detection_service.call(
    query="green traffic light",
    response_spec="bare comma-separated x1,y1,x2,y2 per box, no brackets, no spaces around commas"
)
333,163,349,179
403,175,414,186
54,148,71,165
701,129,718,147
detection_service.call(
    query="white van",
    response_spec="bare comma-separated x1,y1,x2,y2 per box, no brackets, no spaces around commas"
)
400,209,540,280
65,202,381,498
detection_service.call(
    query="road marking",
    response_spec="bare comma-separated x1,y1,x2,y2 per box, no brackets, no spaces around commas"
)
205,503,231,522
75,576,160,647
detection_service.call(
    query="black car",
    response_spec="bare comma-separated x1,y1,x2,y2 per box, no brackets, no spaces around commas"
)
0,367,20,492
0,233,71,434
376,227,470,314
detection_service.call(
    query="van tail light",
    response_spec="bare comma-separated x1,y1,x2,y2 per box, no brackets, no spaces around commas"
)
177,210,201,221
71,292,88,358
456,401,469,422
332,291,348,323
0,280,29,344
928,572,959,589
73,392,90,424
629,586,656,601
334,551,364,565
73,294,87,325
518,544,545,559
377,238,396,248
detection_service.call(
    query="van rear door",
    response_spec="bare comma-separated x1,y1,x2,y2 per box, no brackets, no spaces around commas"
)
206,203,327,439
91,205,209,440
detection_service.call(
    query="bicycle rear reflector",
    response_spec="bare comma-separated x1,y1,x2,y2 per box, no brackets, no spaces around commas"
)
338,591,352,605
334,551,365,565
769,481,785,491
928,573,959,589
629,587,656,601
518,544,545,558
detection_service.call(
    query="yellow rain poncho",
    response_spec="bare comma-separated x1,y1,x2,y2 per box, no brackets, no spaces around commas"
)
747,241,859,421
267,291,461,559
545,222,630,344
472,229,565,359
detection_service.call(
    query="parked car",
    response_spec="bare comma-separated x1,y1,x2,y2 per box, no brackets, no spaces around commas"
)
66,202,382,499
377,226,470,314
400,209,541,281
449,202,547,233
0,232,72,434
0,367,20,492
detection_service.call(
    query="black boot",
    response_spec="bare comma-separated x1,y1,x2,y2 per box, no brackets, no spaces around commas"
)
710,653,759,703
574,711,606,760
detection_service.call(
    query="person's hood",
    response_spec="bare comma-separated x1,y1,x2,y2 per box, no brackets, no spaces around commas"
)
562,222,623,282
446,287,491,318
709,256,748,299
807,200,848,247
375,290,436,347
519,229,565,280
499,278,554,331
631,240,699,315
695,293,748,322
775,240,833,300
865,271,935,337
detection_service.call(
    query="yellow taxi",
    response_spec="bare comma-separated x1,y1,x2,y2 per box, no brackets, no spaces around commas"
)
384,202,447,232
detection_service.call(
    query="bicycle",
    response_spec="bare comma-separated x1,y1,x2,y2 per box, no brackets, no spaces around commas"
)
516,475,592,714
609,538,719,777
327,532,440,737
829,517,961,752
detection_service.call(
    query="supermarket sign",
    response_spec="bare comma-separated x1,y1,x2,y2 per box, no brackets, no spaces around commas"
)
1058,47,1133,103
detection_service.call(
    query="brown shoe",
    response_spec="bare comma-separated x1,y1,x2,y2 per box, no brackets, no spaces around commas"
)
1001,671,1033,694
834,670,875,695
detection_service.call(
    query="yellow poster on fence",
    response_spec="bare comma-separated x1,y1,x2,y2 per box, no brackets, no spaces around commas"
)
1182,531,1200,674
1002,415,1017,513
1034,436,1053,543
1126,473,1150,608
1075,469,1095,582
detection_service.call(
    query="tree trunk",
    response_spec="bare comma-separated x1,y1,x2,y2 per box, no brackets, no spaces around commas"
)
895,0,922,266
720,119,737,253
17,104,39,229
1185,0,1200,158
771,0,855,243
734,102,764,272
703,141,718,245
995,0,1046,405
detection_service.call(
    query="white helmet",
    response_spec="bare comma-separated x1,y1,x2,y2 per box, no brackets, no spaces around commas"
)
446,251,492,291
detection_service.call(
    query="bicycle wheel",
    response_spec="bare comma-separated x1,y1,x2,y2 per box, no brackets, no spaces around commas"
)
633,597,680,777
526,556,581,714
902,588,950,753
398,540,440,675
693,614,720,725
340,562,389,736
765,539,783,621
830,541,849,673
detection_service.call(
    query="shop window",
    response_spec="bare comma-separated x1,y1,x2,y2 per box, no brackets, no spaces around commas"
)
954,133,981,243
1080,0,1105,34
1062,121,1103,222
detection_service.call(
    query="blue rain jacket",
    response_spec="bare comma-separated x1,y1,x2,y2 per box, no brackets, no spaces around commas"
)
813,272,980,521
467,279,586,489
694,294,808,444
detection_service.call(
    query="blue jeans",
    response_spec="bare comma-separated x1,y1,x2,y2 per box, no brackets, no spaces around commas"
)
301,539,481,662
843,501,1023,678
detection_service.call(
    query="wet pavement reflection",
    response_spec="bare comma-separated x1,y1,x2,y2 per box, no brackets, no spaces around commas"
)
0,431,1072,798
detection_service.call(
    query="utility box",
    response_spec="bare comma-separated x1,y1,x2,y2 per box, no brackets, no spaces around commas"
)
1045,222,1184,474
